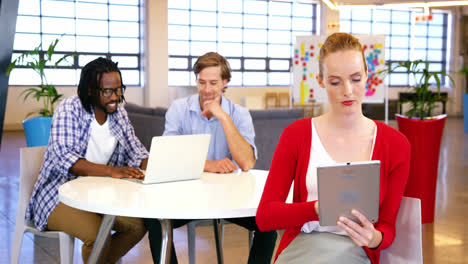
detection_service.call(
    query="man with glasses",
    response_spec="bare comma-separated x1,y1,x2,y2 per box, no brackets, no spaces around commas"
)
26,57,148,264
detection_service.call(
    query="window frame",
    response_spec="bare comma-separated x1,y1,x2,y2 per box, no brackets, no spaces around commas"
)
168,0,319,87
10,0,143,87
339,7,450,88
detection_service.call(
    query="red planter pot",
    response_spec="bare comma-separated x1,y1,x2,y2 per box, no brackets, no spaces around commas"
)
396,114,446,223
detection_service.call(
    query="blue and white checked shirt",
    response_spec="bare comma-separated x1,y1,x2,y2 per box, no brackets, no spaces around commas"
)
26,96,149,231
163,94,257,161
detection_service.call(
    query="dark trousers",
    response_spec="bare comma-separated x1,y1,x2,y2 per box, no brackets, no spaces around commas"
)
144,217,277,264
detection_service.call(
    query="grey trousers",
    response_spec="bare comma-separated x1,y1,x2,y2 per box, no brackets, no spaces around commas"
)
276,232,371,264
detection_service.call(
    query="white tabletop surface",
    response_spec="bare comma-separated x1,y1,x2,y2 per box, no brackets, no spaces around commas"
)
59,169,273,219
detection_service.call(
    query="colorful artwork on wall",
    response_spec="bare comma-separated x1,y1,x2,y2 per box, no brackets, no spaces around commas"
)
293,35,386,104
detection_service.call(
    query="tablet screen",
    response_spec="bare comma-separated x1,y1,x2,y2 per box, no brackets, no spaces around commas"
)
317,161,380,226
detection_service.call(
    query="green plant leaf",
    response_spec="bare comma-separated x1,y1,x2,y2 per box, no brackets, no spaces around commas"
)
12,36,71,117
382,59,454,119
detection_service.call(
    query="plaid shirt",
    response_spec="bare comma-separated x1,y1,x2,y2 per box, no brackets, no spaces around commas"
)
26,96,149,231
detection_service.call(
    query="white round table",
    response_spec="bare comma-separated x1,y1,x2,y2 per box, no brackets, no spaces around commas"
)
59,169,270,264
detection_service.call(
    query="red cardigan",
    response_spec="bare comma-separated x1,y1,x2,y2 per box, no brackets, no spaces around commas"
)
256,118,410,264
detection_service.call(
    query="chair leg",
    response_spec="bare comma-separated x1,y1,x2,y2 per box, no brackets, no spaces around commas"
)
10,227,25,264
248,230,254,251
58,232,75,264
213,219,224,264
187,221,196,264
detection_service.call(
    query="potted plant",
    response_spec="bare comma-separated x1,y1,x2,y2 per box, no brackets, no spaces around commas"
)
460,65,468,133
7,38,74,147
382,60,454,223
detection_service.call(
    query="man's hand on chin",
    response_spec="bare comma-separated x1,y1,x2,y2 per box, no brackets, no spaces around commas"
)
201,99,226,120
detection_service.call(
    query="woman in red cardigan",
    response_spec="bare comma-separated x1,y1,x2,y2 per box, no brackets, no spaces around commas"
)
256,32,410,264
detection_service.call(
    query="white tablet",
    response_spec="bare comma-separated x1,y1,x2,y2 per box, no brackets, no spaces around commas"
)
317,160,380,226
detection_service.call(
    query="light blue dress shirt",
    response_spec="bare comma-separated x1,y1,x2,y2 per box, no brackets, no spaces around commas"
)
163,94,257,162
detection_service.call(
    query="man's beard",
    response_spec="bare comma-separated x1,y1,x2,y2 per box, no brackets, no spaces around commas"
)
94,97,120,115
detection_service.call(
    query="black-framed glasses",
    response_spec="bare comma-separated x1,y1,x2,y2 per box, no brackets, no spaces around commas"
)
99,85,126,98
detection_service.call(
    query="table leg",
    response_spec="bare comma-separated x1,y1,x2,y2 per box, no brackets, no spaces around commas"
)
87,214,117,264
213,219,224,264
159,219,173,264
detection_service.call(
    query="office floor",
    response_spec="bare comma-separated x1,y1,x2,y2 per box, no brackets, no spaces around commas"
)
1,118,467,264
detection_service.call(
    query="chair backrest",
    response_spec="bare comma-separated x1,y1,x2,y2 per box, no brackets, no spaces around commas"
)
380,196,423,264
16,146,47,227
249,108,303,170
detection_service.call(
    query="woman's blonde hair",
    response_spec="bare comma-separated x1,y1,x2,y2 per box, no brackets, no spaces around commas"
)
318,32,367,79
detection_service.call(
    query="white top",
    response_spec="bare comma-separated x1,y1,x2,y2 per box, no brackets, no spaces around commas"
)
85,118,117,165
58,170,292,219
301,119,377,235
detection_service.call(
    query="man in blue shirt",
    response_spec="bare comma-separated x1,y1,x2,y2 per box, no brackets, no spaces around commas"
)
27,58,148,264
144,52,277,263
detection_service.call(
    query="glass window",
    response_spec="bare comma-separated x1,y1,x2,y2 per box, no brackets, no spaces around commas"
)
42,17,75,35
270,60,290,70
112,56,139,68
169,0,317,87
191,11,217,26
169,25,190,40
77,19,108,36
13,34,41,51
227,59,241,70
11,0,142,86
244,15,268,29
220,28,243,42
15,16,41,33
76,2,108,19
244,29,268,43
269,16,292,30
191,0,217,11
169,58,188,69
292,2,314,17
340,8,449,87
169,9,190,25
18,0,40,15
390,73,409,86
391,10,411,23
221,13,243,27
191,26,217,41
168,0,190,9
269,30,291,45
42,0,75,17
244,59,266,70
269,1,290,16
244,0,268,15
191,41,217,56
109,22,139,38
391,23,410,36
109,5,139,21
79,55,101,67
219,42,243,57
268,44,291,59
220,0,243,13
390,49,409,61
169,40,190,55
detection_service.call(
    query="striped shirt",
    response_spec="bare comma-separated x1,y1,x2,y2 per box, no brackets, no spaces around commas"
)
26,96,149,231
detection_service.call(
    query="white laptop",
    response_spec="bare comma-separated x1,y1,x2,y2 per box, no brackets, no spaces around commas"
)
317,160,380,226
128,134,210,184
